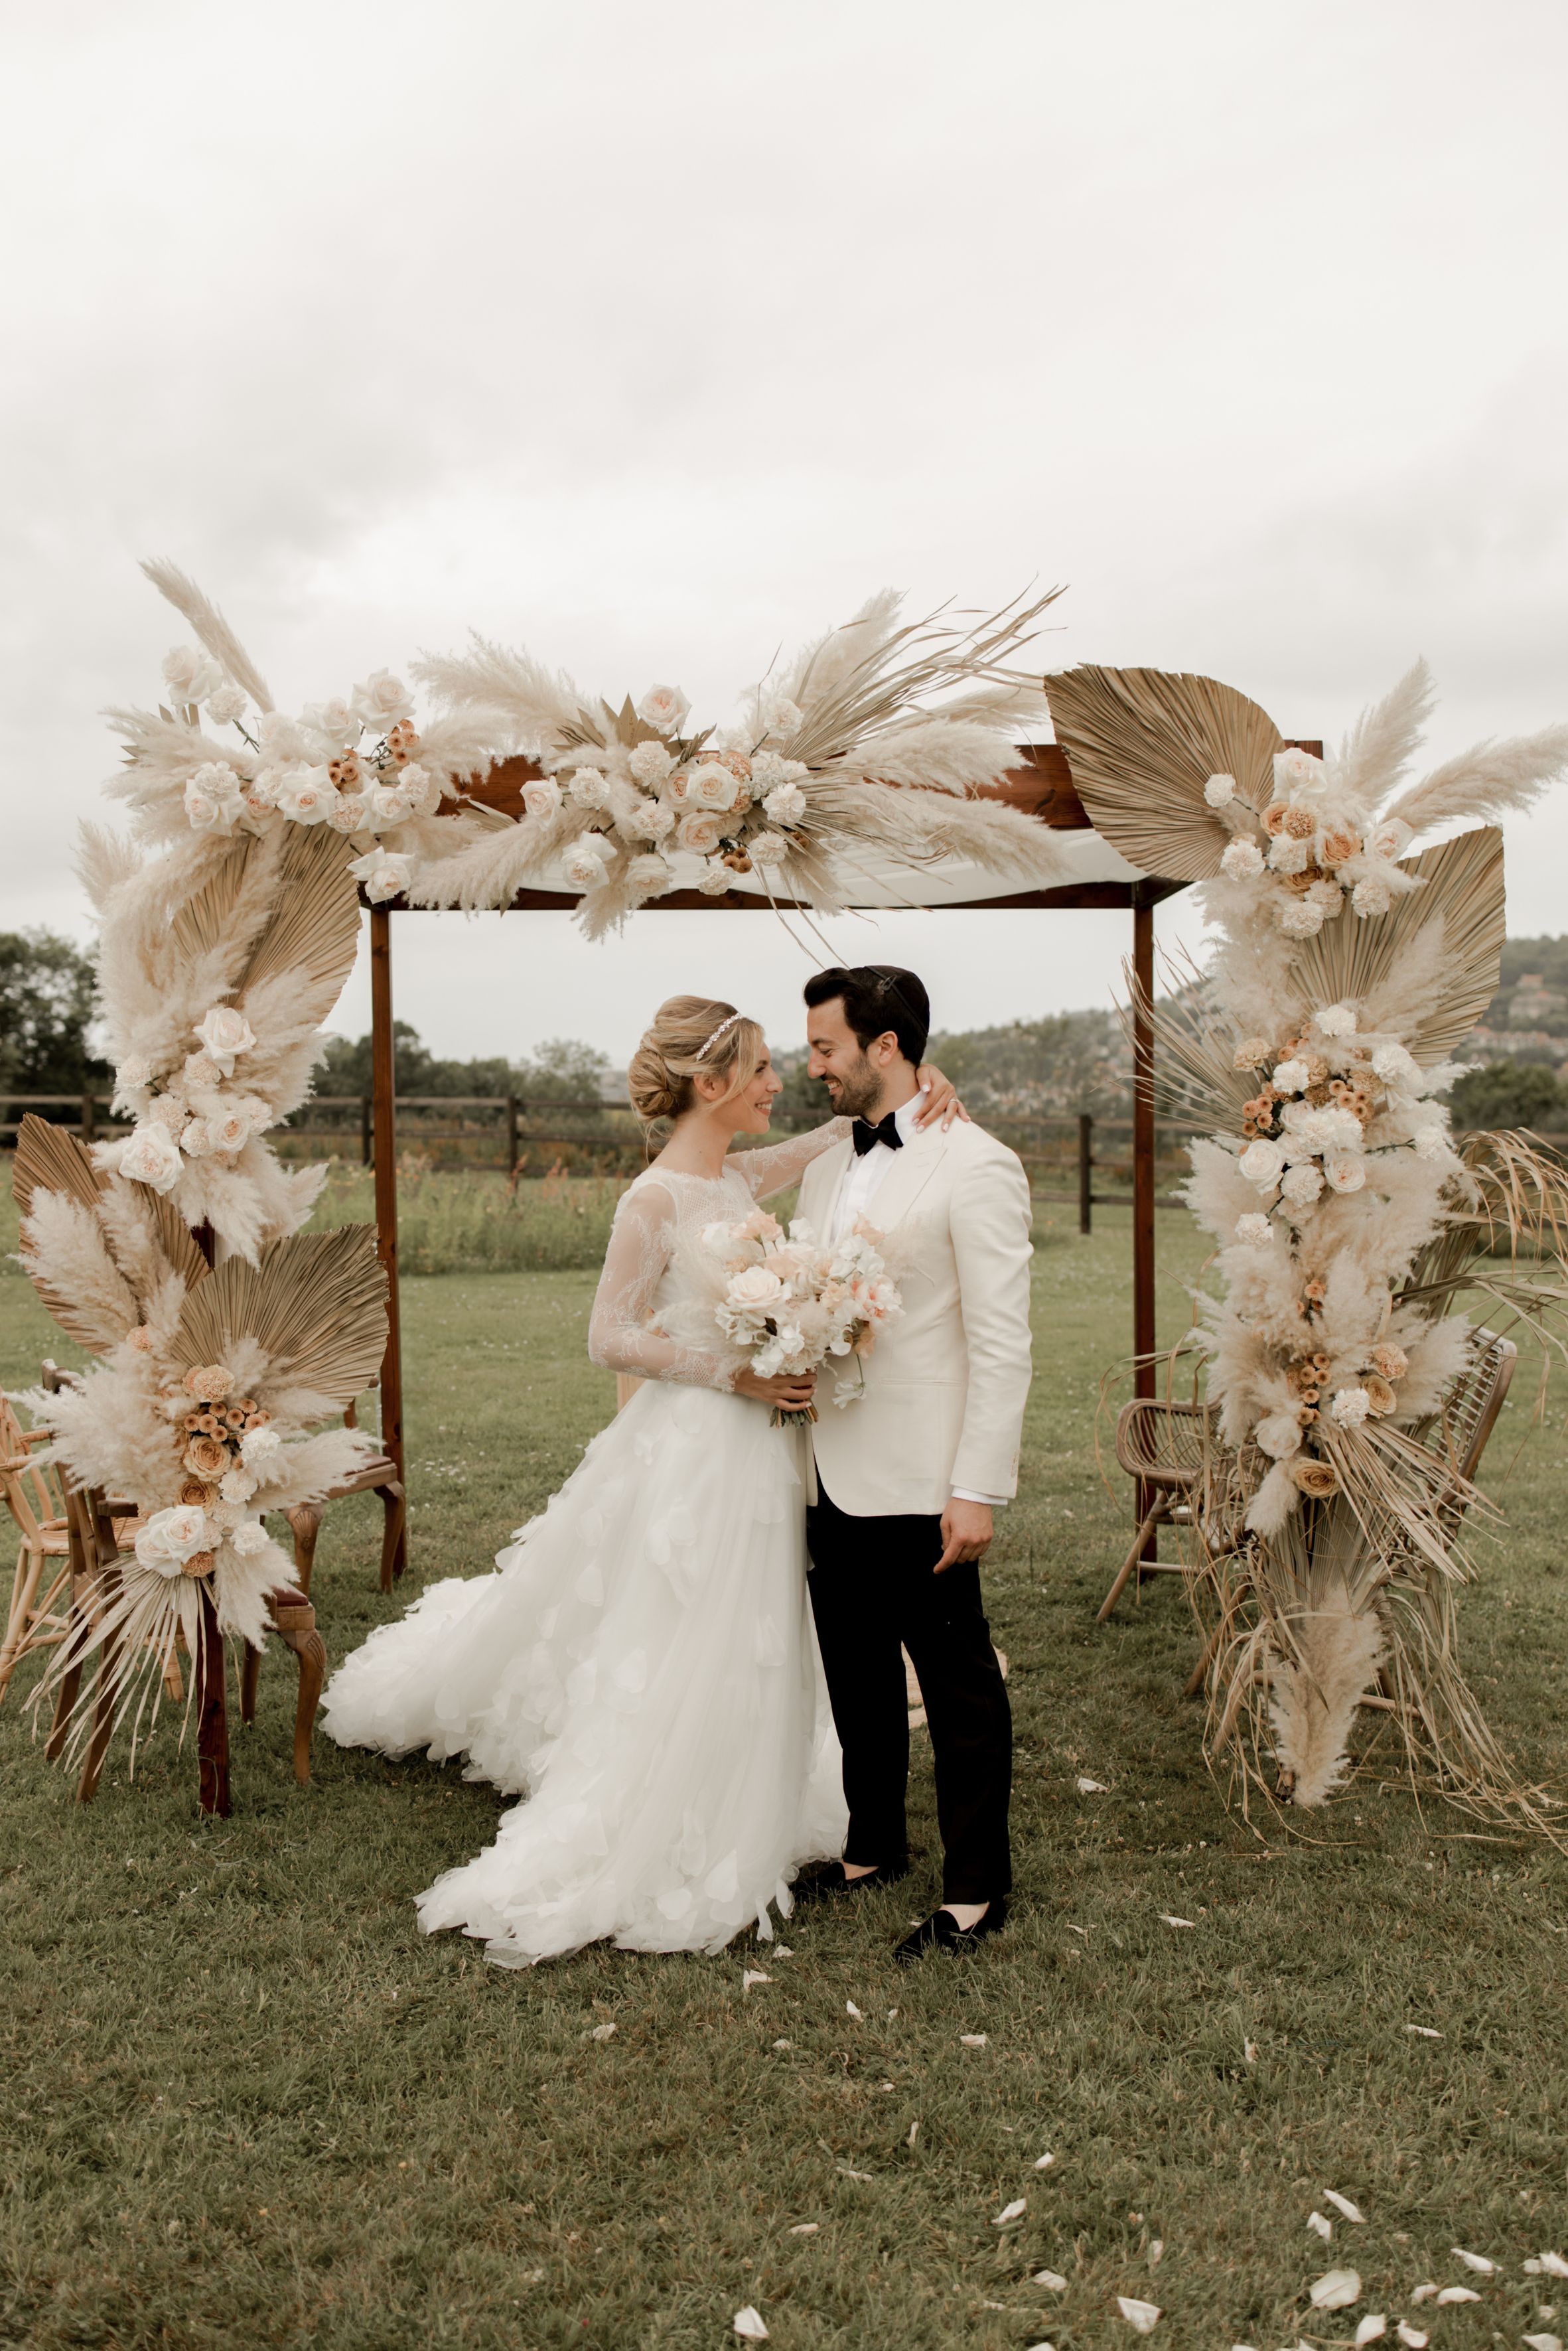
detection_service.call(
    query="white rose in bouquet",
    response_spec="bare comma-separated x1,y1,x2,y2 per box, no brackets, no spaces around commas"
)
302,697,360,750
564,835,612,889
273,764,332,824
626,852,674,895
162,645,224,704
522,775,563,819
136,1503,213,1575
348,848,413,903
678,810,725,857
687,761,740,812
119,1122,184,1193
636,683,690,735
350,670,415,729
705,1212,902,1421
194,1005,255,1074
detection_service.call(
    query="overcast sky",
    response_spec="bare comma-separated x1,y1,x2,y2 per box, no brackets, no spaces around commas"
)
6,0,1566,1071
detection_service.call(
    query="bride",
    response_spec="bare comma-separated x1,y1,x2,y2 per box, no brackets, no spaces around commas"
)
321,995,962,1966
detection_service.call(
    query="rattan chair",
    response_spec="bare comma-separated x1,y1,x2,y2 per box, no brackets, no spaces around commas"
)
0,1390,77,1704
1096,1397,1222,1623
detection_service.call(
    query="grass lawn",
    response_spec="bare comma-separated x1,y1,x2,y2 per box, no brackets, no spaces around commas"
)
1,1201,1565,2350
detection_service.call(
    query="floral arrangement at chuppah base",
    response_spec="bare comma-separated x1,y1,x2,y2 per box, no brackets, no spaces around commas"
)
1046,660,1568,1827
696,1210,903,1423
12,1115,388,1776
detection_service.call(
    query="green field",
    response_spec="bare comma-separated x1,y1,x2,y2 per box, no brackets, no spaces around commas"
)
1,1196,1565,2350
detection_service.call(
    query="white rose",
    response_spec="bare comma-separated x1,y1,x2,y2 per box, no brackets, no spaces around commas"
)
246,767,284,810
687,761,741,812
205,681,248,726
162,645,224,703
1220,838,1265,879
204,1106,255,1153
1255,1411,1303,1460
301,697,360,749
1315,1004,1357,1038
563,835,612,889
1369,818,1412,861
346,848,413,903
1235,1212,1273,1246
626,852,673,894
1273,747,1322,794
1271,1059,1311,1096
273,764,332,824
184,762,244,834
229,1518,271,1557
760,695,804,739
628,741,674,786
220,1465,259,1504
522,775,563,819
677,810,725,857
240,1425,285,1478
350,670,414,729
1204,772,1236,807
635,683,690,735
362,778,417,829
762,781,807,827
1352,877,1393,918
119,1122,184,1192
728,1266,785,1309
1280,1162,1325,1206
192,1005,255,1074
1238,1139,1285,1188
748,829,789,868
1324,1155,1366,1192
567,766,611,808
137,1503,212,1569
1330,1386,1371,1427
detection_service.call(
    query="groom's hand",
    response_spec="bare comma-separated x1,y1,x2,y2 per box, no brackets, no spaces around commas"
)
935,1497,993,1573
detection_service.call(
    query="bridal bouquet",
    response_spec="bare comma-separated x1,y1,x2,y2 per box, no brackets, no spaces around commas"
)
703,1210,903,1422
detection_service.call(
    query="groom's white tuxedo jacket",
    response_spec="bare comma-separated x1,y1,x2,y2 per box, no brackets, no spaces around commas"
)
797,1115,1034,1518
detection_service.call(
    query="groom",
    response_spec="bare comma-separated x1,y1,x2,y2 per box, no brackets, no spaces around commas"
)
796,965,1033,1962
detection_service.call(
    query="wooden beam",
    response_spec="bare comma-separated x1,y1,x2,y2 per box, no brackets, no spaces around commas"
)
369,903,407,1582
1131,886,1158,1558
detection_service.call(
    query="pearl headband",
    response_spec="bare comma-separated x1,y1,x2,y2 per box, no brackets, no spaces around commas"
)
696,1011,745,1060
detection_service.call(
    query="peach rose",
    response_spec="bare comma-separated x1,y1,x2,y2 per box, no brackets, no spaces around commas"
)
1362,1373,1397,1415
1291,1459,1340,1498
178,1477,217,1508
677,810,725,857
1369,1343,1408,1381
184,1435,230,1479
1320,826,1362,864
1262,803,1291,837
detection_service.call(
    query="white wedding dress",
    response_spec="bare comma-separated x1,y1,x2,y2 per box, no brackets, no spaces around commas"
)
320,1125,850,1966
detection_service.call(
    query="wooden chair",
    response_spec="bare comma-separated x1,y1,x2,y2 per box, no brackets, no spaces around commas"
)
1096,1397,1221,1622
1,1390,76,1704
281,1394,405,1597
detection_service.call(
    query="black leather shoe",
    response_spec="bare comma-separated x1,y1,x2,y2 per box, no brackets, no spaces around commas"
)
892,1899,1009,1964
794,1857,910,1900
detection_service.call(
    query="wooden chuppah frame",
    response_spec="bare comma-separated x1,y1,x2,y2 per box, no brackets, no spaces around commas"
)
360,743,1199,1588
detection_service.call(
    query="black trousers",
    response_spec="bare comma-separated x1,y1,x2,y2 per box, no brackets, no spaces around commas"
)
806,1482,1012,1906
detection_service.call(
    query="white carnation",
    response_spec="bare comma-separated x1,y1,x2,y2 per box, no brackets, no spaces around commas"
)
1238,1139,1285,1188
1352,876,1393,918
350,670,415,729
522,775,563,819
184,761,244,835
748,829,789,868
1372,1041,1421,1092
118,1122,184,1193
761,695,804,739
179,1118,214,1157
328,792,367,834
1278,899,1327,937
763,781,808,827
1255,1411,1303,1459
635,683,690,735
397,762,442,816
1271,1058,1311,1096
1411,1122,1452,1161
1268,834,1312,875
1220,837,1265,879
1315,1003,1357,1037
697,859,733,896
115,1054,153,1092
568,766,611,808
240,1425,285,1477
220,1465,259,1504
204,680,248,726
1235,1212,1273,1246
229,1518,271,1558
1280,1162,1325,1206
1330,1386,1371,1427
627,742,674,786
346,847,413,903
1204,772,1236,807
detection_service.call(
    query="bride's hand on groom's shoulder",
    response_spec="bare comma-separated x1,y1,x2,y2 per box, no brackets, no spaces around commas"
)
913,1062,971,1130
733,1366,818,1411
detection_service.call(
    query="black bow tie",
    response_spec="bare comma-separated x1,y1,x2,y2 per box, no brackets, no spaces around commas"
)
851,1112,903,1158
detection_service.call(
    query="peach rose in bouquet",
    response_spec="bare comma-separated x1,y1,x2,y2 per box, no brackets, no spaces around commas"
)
705,1211,902,1423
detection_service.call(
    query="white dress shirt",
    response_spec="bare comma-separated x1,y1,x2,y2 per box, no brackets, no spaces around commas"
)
827,1089,1008,1511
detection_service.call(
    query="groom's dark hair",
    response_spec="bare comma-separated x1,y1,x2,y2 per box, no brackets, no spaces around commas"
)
804,965,930,1066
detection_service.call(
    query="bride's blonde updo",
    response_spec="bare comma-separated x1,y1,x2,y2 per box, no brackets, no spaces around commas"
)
626,995,767,1128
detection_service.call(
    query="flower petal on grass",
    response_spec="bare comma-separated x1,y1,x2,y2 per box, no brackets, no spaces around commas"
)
1395,2325,1428,2348
1309,2212,1333,2240
1541,2253,1568,2279
1451,2247,1495,2274
1405,2024,1441,2038
589,2021,616,2040
788,2223,818,2236
1436,2286,1480,2305
835,2165,873,2182
1309,2269,1361,2309
1324,2190,1366,2223
1160,1915,1196,1929
1116,2295,1161,2332
771,2038,792,2051
773,1947,793,1959
1244,2040,1258,2064
743,1971,772,1991
1033,2269,1068,2291
907,2122,919,2148
1524,2335,1563,2351
1076,1776,1109,1792
993,2199,1027,2226
960,2033,988,2047
845,2000,862,2019
1409,2284,1437,2303
733,2310,769,2342
1354,2320,1387,2346
1034,2153,1056,2171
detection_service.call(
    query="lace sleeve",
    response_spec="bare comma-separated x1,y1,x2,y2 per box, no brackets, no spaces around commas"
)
587,1179,738,1392
726,1117,851,1202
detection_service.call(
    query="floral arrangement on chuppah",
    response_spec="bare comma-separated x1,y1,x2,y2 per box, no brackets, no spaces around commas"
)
1048,661,1568,1826
699,1210,903,1421
11,1116,388,1772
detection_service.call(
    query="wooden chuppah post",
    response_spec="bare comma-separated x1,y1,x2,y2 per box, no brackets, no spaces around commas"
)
369,904,408,1585
188,1218,232,1817
1130,885,1159,1562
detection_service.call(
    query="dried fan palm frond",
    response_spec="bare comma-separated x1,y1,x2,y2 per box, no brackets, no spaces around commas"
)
1044,666,1283,881
13,1116,208,1332
1379,722,1568,843
169,1225,387,1412
140,558,273,711
17,1191,140,1352
234,823,360,1009
1289,827,1504,1062
13,1112,106,1218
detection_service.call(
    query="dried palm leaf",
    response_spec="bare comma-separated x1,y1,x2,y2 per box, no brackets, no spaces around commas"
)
1288,826,1504,1062
12,1113,106,1218
1043,666,1283,881
140,558,273,712
169,1226,387,1411
234,823,360,1009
